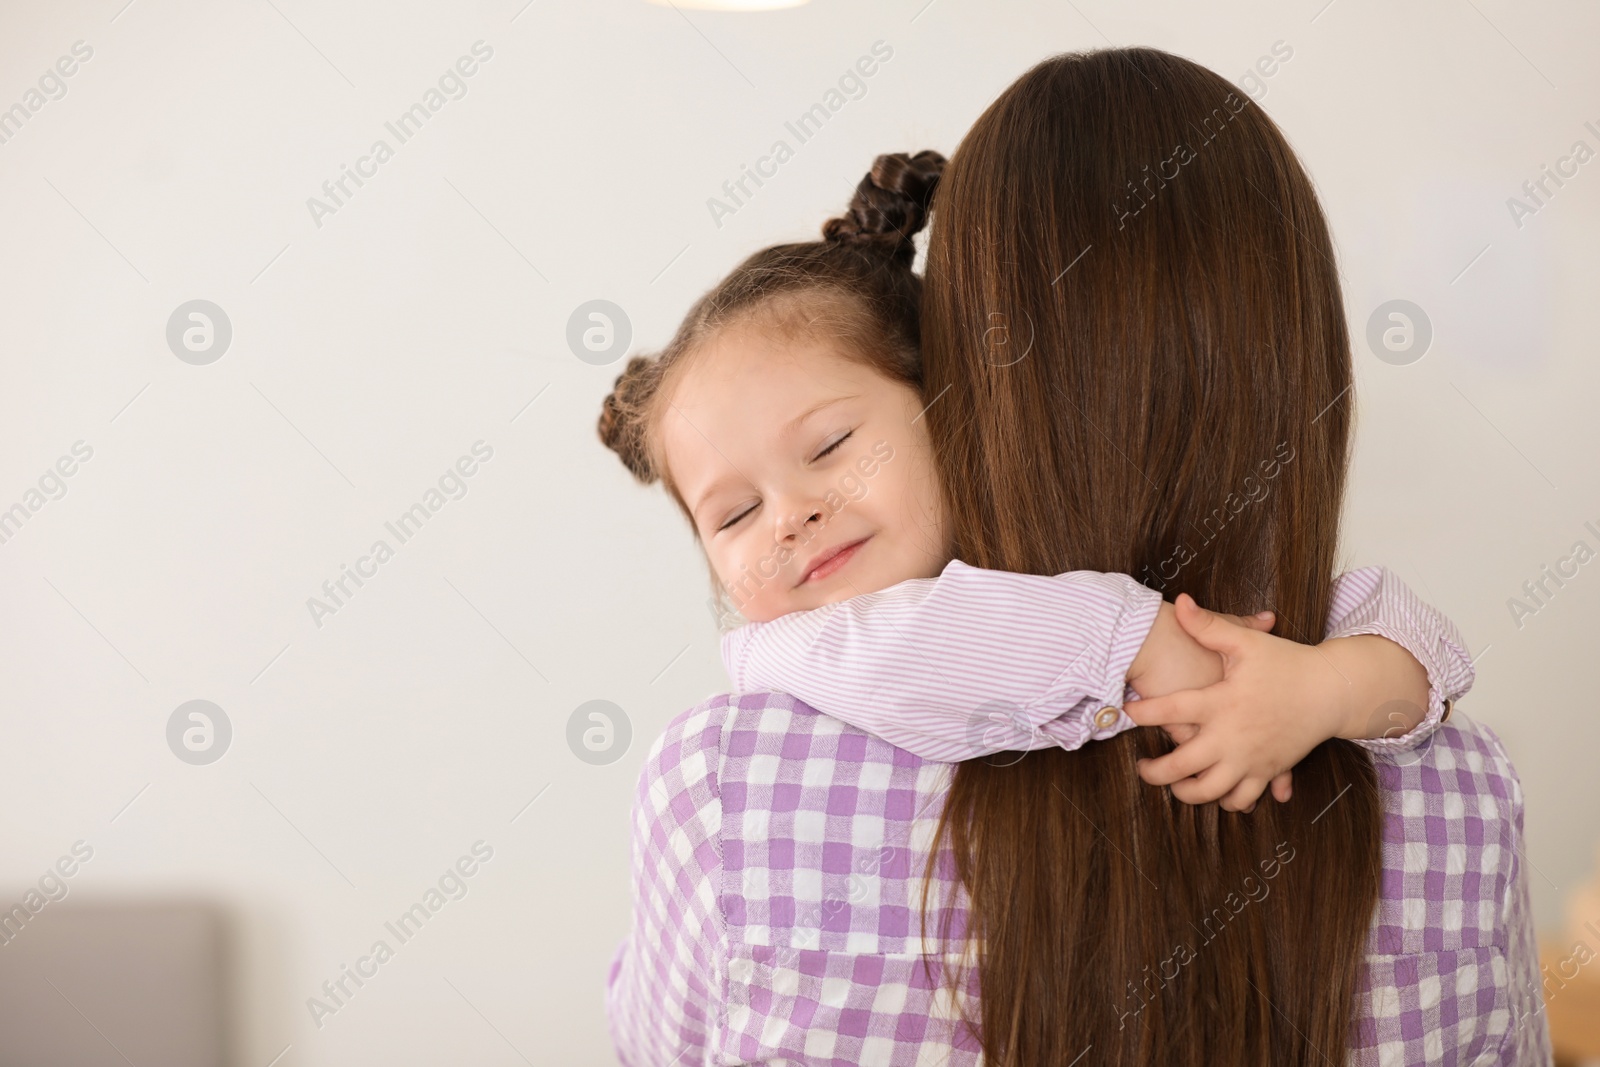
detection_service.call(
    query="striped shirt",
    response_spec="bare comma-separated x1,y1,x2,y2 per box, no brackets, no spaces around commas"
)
606,563,1551,1065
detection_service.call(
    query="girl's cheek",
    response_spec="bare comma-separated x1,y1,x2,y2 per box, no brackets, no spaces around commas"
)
736,588,786,624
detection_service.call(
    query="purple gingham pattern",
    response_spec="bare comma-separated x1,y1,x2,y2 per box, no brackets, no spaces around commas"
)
1349,718,1552,1065
717,697,982,1064
1500,797,1550,1067
606,697,728,1061
607,695,1550,1066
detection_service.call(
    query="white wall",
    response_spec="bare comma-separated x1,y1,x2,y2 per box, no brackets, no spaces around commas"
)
0,0,1593,1063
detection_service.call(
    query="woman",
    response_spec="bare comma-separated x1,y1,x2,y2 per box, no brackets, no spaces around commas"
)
608,48,1548,1065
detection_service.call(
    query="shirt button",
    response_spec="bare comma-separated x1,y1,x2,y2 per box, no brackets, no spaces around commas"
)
1094,706,1120,730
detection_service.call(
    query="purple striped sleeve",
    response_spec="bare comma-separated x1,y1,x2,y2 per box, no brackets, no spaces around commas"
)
1326,566,1475,755
720,559,1163,762
722,561,1474,762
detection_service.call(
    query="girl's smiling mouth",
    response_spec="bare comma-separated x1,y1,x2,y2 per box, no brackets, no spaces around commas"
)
797,536,871,586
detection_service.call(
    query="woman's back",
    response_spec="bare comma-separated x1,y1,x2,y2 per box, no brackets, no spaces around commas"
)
606,691,1548,1065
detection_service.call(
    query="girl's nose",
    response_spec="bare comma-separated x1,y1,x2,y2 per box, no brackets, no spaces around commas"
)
775,500,828,542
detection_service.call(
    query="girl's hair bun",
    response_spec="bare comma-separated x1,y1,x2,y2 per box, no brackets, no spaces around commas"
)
822,149,947,267
597,151,945,496
597,353,665,484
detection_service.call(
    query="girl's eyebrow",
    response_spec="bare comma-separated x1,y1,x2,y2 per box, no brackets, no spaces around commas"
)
783,393,859,436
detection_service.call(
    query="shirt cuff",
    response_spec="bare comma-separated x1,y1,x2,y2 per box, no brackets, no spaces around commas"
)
1072,583,1163,746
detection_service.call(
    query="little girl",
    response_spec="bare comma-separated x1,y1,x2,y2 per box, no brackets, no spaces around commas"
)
597,150,1469,811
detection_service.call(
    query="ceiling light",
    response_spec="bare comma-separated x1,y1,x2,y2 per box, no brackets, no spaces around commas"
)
646,0,810,10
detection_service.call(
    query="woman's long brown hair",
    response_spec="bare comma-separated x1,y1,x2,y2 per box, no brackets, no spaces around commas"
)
917,49,1381,1065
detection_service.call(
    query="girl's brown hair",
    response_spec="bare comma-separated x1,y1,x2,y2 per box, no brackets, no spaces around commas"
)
596,150,944,516
917,48,1381,1065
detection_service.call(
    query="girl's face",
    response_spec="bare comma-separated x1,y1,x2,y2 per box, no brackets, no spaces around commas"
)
660,322,949,623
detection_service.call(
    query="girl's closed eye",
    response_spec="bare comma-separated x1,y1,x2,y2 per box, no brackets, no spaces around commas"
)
717,500,758,532
812,429,854,462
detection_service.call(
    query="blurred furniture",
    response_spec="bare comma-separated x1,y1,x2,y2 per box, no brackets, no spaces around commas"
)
0,900,229,1067
1544,936,1600,1066
1550,848,1600,1067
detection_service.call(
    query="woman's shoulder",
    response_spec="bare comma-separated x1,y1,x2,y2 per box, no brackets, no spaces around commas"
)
634,690,951,864
1366,710,1526,956
639,691,941,798
642,693,741,774
1371,710,1524,818
640,690,830,784
631,693,742,822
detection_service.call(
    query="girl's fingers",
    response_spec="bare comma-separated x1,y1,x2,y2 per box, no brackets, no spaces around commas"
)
1217,610,1275,633
1270,770,1293,803
1137,740,1215,787
1168,763,1237,806
1218,777,1266,813
1173,593,1253,656
1124,689,1211,727
1244,610,1276,632
1162,722,1200,745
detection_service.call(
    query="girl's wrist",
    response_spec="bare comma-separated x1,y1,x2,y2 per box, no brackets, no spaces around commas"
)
1128,600,1231,700
1126,601,1176,693
1319,636,1425,741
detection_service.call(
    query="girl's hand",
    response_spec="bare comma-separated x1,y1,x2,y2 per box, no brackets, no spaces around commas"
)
1124,594,1352,813
1127,600,1277,701
1126,600,1292,810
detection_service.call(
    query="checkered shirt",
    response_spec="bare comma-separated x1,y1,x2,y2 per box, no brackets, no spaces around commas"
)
606,697,1550,1066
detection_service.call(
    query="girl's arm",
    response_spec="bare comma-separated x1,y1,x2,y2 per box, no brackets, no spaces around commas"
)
721,559,1164,762
722,560,1472,764
1126,582,1470,810
1323,565,1472,752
